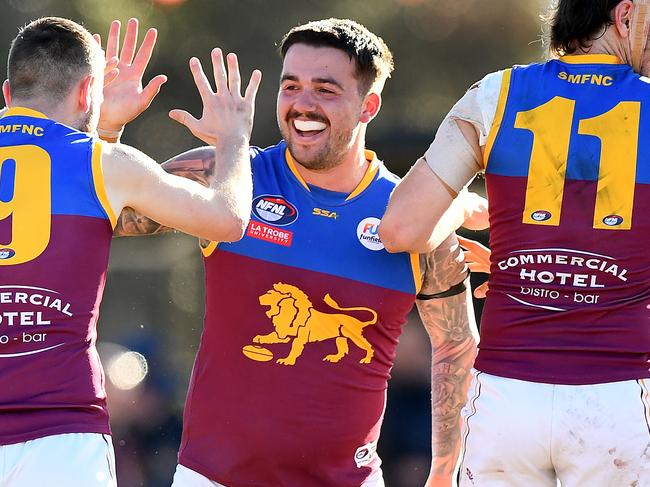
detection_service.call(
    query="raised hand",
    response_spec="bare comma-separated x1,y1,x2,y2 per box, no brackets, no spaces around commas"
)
169,48,262,146
97,18,167,134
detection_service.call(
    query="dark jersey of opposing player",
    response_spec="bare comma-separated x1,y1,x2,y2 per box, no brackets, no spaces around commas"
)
178,142,428,487
479,55,650,385
0,108,115,444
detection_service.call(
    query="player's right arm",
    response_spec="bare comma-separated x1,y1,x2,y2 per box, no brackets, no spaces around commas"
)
103,48,261,242
113,147,214,237
379,82,488,253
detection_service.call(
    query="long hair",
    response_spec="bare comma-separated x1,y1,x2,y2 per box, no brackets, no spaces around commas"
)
545,0,624,56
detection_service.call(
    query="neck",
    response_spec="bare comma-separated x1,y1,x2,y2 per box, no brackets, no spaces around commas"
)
9,96,80,129
292,133,370,194
581,26,631,64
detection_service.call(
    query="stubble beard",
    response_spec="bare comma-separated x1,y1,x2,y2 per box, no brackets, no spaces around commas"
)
281,121,354,172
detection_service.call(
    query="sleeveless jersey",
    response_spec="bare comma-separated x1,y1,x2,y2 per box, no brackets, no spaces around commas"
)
479,55,650,385
0,107,115,444
178,142,421,487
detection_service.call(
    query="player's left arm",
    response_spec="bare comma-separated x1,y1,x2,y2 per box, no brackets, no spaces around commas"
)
416,233,478,487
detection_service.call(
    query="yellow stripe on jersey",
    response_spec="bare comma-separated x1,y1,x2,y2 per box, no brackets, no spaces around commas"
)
285,148,380,200
201,240,218,257
410,252,422,294
3,107,48,119
346,150,380,201
91,141,117,228
285,149,310,191
483,69,512,170
559,54,623,65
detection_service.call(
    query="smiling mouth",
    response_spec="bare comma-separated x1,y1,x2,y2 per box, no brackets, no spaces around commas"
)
292,119,327,138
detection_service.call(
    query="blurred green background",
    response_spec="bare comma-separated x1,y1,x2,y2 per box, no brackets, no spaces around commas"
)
1,0,549,485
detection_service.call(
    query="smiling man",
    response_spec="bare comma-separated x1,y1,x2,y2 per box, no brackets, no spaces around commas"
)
115,18,479,487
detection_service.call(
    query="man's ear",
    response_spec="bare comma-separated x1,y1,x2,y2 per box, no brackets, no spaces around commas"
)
3,80,12,106
77,74,96,113
360,92,381,124
613,0,635,38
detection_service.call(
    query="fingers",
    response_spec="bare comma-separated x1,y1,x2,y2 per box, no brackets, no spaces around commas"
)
132,28,158,75
169,109,199,130
120,18,139,65
106,20,120,61
104,67,120,86
226,52,241,95
244,69,262,104
104,56,119,76
141,75,168,108
474,281,489,299
93,33,101,46
211,48,228,94
457,235,482,251
189,57,214,105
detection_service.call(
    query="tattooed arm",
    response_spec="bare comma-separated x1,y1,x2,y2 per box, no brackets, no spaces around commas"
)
113,146,214,237
416,233,478,487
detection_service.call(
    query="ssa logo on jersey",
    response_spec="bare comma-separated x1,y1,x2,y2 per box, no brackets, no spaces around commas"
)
252,195,298,226
357,217,384,251
602,214,624,227
531,210,552,222
0,248,15,260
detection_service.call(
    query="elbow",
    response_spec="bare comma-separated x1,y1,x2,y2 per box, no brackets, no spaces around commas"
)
378,220,420,254
204,214,249,243
222,214,250,242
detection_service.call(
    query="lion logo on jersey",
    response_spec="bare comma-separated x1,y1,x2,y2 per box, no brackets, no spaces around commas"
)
252,282,377,366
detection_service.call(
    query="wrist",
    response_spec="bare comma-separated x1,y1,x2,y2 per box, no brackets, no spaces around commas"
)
97,125,124,142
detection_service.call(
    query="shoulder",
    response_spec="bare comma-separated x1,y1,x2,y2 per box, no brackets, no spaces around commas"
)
250,140,287,166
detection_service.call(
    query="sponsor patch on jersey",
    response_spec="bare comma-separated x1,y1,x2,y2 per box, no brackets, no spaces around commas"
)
354,439,378,468
252,195,298,226
247,220,293,247
356,217,384,251
602,214,624,227
531,210,552,222
312,207,338,219
0,248,15,260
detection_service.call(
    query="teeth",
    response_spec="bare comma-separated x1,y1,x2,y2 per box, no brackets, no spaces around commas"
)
294,120,326,132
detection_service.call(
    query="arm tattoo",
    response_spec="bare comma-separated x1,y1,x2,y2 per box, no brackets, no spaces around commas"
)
113,147,216,237
417,233,478,481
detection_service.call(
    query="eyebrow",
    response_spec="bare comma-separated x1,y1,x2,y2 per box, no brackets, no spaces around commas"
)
280,74,344,91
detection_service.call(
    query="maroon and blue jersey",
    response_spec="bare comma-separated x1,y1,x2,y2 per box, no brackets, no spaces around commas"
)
0,107,115,444
479,55,650,385
178,142,423,487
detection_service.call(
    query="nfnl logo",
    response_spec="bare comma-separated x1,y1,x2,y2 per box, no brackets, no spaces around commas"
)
602,214,623,227
0,248,15,260
356,217,384,251
531,210,552,222
252,195,298,226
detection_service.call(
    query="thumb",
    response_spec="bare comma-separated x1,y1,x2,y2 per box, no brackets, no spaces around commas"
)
169,109,198,130
141,75,167,109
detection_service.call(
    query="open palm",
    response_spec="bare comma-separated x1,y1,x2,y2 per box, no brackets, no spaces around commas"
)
97,18,167,133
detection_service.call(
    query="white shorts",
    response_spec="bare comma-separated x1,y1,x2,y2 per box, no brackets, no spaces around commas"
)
0,433,116,486
172,464,385,487
457,370,650,487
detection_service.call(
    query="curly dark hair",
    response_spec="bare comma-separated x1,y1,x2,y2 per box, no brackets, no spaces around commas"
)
279,18,394,95
546,0,624,56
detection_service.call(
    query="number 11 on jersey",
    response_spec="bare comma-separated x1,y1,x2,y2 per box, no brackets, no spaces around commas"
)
516,96,640,230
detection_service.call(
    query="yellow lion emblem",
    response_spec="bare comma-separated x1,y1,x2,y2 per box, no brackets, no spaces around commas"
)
253,282,378,366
